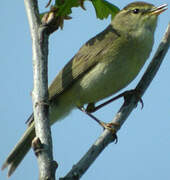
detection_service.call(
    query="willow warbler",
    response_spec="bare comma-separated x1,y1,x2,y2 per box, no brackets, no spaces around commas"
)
2,1,167,176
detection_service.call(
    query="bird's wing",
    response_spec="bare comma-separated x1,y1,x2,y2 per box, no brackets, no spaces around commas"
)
49,25,120,100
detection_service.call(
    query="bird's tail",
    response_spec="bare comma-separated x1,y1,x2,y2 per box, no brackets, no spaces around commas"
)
2,91,76,177
1,120,35,177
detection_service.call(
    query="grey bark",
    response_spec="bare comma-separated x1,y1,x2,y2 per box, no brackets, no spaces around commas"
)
24,0,56,179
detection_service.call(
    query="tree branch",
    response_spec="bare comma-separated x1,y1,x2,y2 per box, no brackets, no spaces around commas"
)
60,23,170,180
24,0,56,179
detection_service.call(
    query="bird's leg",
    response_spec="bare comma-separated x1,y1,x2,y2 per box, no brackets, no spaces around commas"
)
78,106,119,143
79,106,105,128
86,89,143,113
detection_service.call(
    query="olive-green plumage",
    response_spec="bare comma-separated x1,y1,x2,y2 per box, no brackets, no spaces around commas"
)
2,1,167,177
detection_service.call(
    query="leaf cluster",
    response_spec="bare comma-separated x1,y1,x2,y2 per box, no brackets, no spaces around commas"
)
41,0,119,31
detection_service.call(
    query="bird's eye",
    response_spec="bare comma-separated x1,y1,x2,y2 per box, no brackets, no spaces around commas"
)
132,8,140,14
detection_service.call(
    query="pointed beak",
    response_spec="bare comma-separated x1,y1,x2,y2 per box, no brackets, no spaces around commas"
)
150,4,168,16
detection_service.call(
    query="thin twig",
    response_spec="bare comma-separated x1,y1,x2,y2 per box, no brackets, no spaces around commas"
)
24,0,56,179
60,23,170,180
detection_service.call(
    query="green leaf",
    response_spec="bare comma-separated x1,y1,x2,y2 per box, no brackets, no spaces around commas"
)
54,0,80,16
92,0,120,20
40,0,119,30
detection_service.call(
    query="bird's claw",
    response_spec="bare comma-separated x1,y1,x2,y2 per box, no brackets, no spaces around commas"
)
99,121,119,143
123,89,144,109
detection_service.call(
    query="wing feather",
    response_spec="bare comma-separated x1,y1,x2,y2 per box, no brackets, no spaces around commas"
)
49,25,120,100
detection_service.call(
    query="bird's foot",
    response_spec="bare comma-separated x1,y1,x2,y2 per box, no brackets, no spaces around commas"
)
99,121,119,143
122,89,143,109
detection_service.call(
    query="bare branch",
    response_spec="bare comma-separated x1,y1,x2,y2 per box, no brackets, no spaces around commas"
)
60,23,170,180
24,0,56,179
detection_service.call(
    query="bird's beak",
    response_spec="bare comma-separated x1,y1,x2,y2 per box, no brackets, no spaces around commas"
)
150,4,168,16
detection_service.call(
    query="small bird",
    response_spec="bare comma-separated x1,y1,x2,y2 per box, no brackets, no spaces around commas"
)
2,1,167,177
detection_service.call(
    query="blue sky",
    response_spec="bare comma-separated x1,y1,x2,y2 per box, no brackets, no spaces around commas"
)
1,0,170,180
